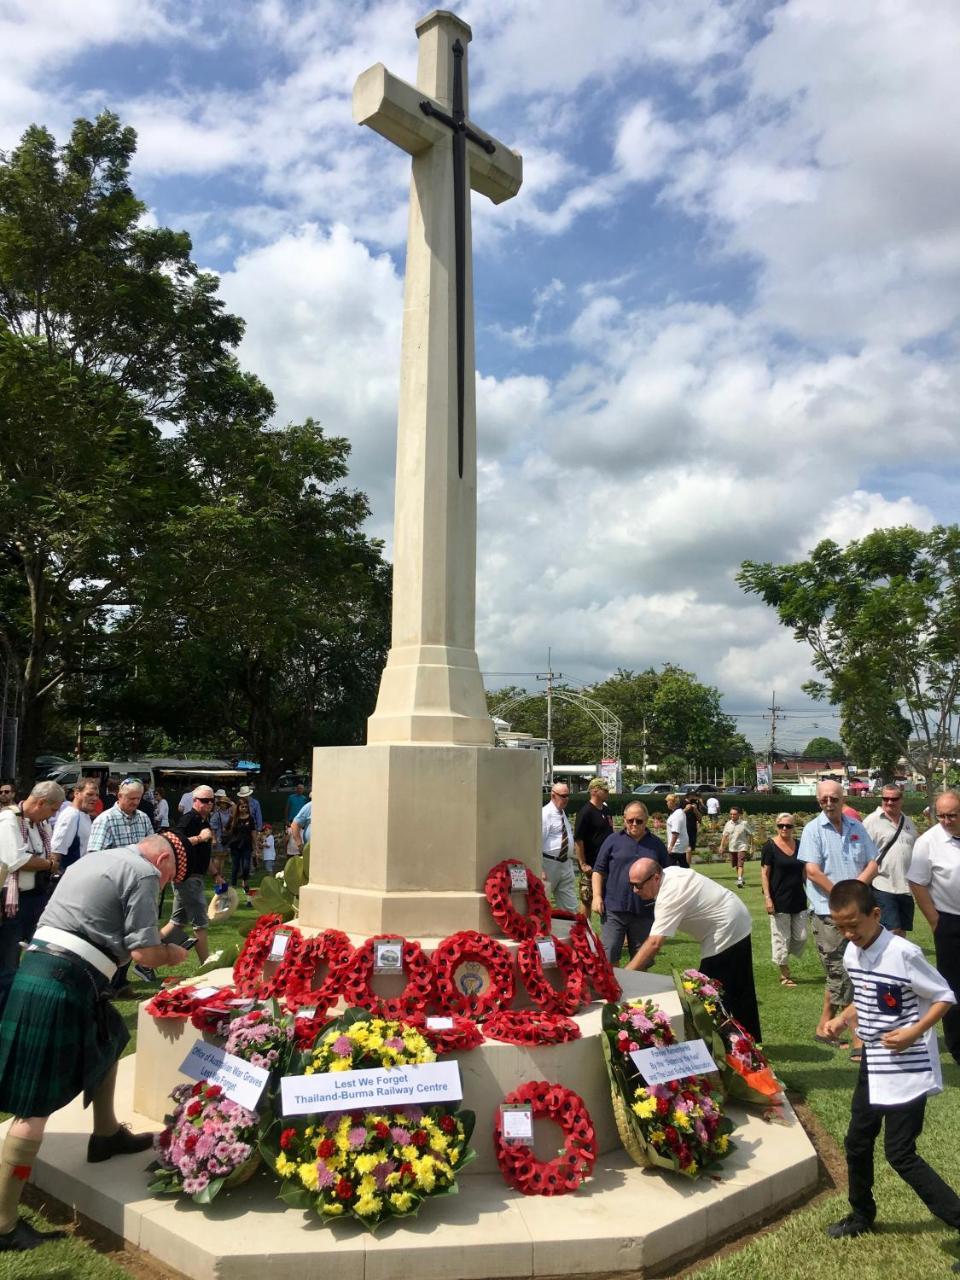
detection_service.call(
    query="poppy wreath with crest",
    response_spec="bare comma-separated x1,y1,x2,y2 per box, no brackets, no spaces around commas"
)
431,930,515,1019
334,934,435,1019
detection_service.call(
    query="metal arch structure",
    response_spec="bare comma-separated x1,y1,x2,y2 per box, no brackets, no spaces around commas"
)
492,689,622,762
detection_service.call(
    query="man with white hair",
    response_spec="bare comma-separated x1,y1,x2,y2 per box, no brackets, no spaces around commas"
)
799,778,879,1054
87,779,156,993
0,832,189,1253
0,782,66,995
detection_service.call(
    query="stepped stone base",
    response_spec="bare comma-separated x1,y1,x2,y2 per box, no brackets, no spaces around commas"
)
7,966,820,1279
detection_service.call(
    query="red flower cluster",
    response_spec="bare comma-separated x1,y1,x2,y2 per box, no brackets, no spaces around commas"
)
144,985,204,1020
431,931,515,1018
283,928,353,1015
566,915,622,1002
291,1008,330,1051
493,1081,596,1195
483,1009,580,1047
484,860,552,941
233,914,304,999
516,936,586,1016
406,1013,484,1054
189,986,244,1034
335,935,434,1019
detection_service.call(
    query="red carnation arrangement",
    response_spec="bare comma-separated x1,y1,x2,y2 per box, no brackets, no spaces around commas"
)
334,934,434,1019
282,928,353,1014
483,1009,581,1047
516,935,586,1017
484,859,552,941
431,930,515,1018
493,1081,596,1195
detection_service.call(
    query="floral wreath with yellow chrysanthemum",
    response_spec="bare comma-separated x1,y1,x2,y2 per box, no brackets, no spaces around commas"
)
261,1009,476,1228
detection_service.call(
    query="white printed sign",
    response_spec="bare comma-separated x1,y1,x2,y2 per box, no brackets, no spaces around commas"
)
509,865,529,892
280,1060,462,1117
536,937,557,968
500,1104,534,1145
269,932,291,962
426,1016,454,1031
179,1040,270,1110
188,986,220,1001
629,1038,718,1086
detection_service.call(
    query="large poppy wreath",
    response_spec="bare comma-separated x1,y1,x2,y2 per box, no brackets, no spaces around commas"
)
283,928,354,1015
552,910,623,1003
431,930,515,1019
233,914,303,1000
484,859,552,942
335,934,434,1019
516,935,586,1017
493,1080,597,1195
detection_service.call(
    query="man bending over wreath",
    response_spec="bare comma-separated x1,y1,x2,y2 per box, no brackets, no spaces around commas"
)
0,832,190,1253
624,859,762,1043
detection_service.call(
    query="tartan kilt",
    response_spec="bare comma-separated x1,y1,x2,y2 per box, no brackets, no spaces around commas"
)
0,947,129,1117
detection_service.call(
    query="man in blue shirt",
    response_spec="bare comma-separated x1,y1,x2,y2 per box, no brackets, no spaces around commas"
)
799,779,879,1054
290,801,311,851
591,801,669,965
285,783,308,826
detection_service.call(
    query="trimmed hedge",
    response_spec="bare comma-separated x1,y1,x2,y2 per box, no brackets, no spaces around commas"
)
569,791,931,820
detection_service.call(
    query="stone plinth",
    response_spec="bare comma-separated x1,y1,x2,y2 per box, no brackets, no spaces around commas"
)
298,741,542,937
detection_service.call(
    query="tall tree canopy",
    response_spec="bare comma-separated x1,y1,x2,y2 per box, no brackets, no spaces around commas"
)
0,113,389,784
739,525,960,805
802,737,846,759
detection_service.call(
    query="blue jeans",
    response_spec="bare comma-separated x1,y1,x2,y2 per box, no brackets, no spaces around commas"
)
600,911,653,966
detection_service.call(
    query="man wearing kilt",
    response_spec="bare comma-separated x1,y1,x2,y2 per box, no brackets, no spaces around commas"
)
0,831,190,1252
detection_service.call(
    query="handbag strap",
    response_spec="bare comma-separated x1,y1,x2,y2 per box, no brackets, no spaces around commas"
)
875,813,905,869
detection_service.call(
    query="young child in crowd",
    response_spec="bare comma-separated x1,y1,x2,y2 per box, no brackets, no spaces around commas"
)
260,823,275,876
825,879,960,1266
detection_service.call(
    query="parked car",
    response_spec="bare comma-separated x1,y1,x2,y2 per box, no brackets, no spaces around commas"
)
679,783,720,795
722,785,751,794
631,783,677,795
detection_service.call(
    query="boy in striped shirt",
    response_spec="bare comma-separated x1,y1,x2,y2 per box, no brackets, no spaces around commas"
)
824,879,960,1261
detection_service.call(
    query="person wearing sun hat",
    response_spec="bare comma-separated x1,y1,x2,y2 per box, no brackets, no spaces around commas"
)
235,785,263,832
0,832,189,1252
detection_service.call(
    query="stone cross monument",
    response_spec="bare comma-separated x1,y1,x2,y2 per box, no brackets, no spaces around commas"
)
298,10,542,940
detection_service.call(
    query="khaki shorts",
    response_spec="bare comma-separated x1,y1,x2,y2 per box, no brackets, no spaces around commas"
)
169,874,209,931
811,912,851,1007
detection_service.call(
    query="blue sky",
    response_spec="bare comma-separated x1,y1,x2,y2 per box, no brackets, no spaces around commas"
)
3,0,958,753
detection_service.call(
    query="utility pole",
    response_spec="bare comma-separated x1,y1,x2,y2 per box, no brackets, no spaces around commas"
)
641,715,648,781
763,690,784,770
536,650,562,787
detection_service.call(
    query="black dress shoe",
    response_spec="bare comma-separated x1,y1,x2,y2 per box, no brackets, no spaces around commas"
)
0,1217,67,1251
87,1125,156,1163
826,1215,873,1239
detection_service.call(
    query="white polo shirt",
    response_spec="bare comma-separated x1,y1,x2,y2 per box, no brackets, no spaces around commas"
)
666,808,689,855
908,822,960,915
862,807,917,895
651,866,751,959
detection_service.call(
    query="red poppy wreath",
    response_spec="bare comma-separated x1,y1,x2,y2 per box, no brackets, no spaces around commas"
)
552,910,622,1003
483,1009,580,1047
144,984,208,1020
233,913,303,999
494,1081,597,1195
189,986,246,1035
431,930,515,1018
484,859,552,941
516,935,587,1016
408,1013,485,1054
335,934,434,1019
283,928,353,1014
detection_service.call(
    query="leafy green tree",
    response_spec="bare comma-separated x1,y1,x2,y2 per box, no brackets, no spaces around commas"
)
803,736,845,758
739,525,960,807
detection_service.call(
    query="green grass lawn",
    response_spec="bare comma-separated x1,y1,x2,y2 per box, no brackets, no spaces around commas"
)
5,861,960,1279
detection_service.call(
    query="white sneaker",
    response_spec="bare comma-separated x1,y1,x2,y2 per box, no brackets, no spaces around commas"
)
737,878,744,888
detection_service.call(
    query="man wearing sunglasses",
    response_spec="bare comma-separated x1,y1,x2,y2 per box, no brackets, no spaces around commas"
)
624,857,761,1042
541,783,578,913
159,786,215,964
591,802,668,964
799,779,879,1054
908,790,960,1066
862,785,918,937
